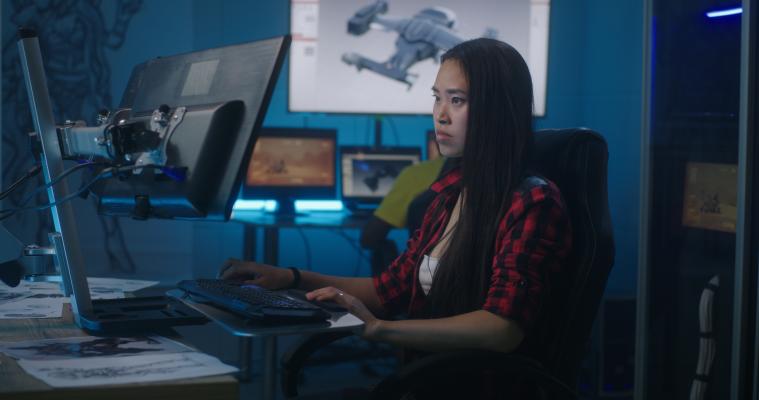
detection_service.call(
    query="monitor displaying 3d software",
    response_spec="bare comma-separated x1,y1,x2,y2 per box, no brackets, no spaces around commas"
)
243,127,337,213
341,147,421,205
289,0,551,116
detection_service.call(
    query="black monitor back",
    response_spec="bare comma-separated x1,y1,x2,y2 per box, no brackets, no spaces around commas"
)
95,35,290,221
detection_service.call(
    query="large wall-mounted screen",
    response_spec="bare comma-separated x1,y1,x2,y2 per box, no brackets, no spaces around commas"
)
289,0,551,116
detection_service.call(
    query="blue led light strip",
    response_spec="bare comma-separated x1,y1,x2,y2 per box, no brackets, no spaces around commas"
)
706,7,743,18
233,199,344,212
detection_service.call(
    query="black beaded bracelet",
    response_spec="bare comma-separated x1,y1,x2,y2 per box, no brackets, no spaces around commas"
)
288,267,301,289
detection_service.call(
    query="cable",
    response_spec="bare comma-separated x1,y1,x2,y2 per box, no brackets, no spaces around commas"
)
353,240,363,277
19,161,107,206
0,164,161,221
689,275,719,400
0,164,41,200
332,229,371,276
99,215,122,272
85,175,137,274
333,229,371,263
98,213,137,274
112,218,138,273
295,227,312,271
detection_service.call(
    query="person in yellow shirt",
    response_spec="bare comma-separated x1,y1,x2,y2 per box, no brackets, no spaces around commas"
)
359,156,449,275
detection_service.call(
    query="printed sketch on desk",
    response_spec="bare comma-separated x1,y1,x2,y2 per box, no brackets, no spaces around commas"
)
1,281,64,301
25,281,62,293
0,298,63,319
0,291,32,305
25,292,67,300
17,352,238,388
0,335,194,361
0,278,159,317
0,281,52,304
24,283,69,302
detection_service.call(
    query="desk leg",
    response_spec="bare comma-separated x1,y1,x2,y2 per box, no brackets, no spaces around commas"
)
259,228,280,399
263,227,279,265
243,225,257,261
238,336,253,382
263,336,278,400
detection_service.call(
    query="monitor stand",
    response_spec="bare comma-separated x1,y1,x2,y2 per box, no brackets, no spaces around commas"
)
271,196,304,217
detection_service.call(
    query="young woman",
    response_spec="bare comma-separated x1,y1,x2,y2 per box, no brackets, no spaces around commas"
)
221,38,572,359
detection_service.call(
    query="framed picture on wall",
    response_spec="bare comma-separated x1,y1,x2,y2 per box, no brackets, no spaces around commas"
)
681,162,738,233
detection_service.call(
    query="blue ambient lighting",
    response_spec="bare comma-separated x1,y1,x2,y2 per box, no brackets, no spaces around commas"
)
233,199,344,212
294,200,344,212
706,7,743,18
233,199,277,211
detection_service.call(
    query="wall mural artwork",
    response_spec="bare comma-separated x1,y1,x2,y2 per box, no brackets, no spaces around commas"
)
1,0,142,272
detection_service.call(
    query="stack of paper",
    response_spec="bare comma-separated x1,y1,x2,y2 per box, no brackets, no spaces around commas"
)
0,335,238,387
0,281,67,319
0,277,159,319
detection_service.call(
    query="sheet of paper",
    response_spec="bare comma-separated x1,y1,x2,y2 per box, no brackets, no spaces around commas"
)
0,281,67,308
18,352,238,387
0,281,59,300
0,277,160,317
0,297,63,319
0,335,194,361
0,282,29,294
0,290,33,305
24,282,68,301
87,287,125,300
86,277,159,293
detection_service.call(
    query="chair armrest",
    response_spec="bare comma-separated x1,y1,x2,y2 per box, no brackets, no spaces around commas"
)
280,331,353,398
371,350,578,400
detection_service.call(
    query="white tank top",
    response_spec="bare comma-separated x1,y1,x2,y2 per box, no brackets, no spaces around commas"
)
419,254,439,295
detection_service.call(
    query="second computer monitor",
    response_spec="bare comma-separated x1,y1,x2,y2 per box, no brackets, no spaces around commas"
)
341,147,421,208
243,127,337,214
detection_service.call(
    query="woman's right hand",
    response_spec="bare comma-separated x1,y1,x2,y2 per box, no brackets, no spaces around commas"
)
217,258,293,290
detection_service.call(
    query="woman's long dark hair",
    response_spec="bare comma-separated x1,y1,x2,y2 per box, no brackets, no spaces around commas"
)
423,38,534,318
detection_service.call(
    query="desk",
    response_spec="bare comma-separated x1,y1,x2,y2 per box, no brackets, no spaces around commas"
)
214,210,369,399
168,289,364,400
0,304,238,400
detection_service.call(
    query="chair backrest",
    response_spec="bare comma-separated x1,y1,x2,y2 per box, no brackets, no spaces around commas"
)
526,128,615,387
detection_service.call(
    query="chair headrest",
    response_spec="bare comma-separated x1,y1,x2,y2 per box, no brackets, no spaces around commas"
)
527,128,615,383
529,128,607,194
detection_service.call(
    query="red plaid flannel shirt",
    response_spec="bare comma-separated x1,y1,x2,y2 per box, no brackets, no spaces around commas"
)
372,167,572,333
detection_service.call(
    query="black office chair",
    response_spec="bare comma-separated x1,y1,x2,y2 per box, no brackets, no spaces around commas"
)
281,128,615,399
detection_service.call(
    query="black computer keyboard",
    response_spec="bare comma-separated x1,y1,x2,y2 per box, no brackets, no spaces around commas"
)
177,279,331,322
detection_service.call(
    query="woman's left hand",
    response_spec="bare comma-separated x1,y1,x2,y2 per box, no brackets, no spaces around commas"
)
306,287,382,340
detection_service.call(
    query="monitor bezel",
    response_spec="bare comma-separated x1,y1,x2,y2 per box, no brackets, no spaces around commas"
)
241,127,338,201
340,145,422,204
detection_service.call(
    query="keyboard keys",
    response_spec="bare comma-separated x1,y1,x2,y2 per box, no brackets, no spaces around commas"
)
177,279,330,322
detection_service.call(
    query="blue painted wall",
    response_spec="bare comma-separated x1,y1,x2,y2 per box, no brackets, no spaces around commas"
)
578,0,643,297
143,0,642,296
3,0,642,297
